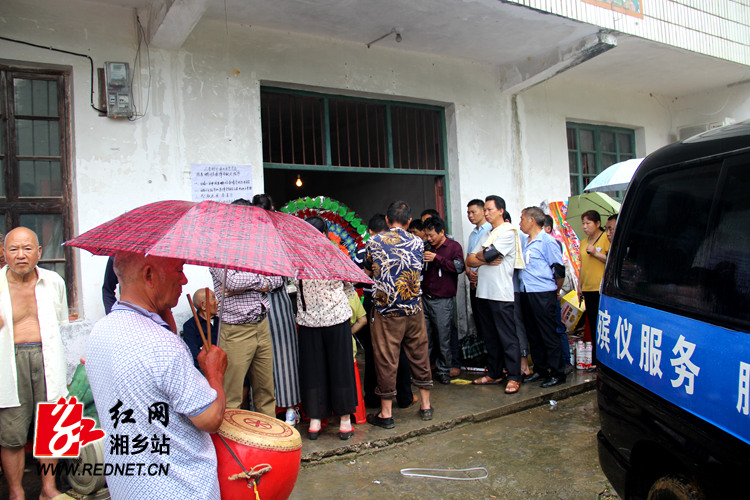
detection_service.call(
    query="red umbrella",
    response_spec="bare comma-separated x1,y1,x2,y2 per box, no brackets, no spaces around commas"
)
64,200,370,283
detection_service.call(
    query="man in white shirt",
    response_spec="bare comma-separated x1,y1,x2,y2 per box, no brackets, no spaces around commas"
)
466,196,523,395
0,227,68,500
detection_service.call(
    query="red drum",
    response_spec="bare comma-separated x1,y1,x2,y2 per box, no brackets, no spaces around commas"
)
212,409,302,500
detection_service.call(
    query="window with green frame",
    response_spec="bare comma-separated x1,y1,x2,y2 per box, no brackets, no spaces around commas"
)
567,122,635,196
261,88,445,172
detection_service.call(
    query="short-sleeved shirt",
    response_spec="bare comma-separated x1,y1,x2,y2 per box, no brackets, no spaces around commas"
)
348,294,366,326
295,279,352,328
348,294,365,358
579,230,610,292
519,231,563,293
476,225,516,303
0,266,68,408
467,222,492,256
364,227,424,317
86,303,219,500
467,222,492,271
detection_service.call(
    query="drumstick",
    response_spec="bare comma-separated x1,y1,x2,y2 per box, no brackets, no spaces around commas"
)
186,293,210,352
204,286,212,348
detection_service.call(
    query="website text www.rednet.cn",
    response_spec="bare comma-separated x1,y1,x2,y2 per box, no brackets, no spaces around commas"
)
37,461,169,477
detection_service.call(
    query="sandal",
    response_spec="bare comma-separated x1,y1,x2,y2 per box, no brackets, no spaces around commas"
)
472,375,501,385
505,380,520,394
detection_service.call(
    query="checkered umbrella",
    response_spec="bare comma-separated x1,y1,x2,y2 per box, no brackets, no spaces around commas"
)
64,199,371,283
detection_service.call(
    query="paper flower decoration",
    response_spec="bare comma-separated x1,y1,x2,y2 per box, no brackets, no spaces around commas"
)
279,196,368,260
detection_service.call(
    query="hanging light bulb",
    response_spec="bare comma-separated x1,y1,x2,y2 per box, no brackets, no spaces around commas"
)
295,174,302,187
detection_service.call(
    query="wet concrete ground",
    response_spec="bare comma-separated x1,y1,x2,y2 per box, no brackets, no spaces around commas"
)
292,390,617,499
298,368,597,463
2,367,605,499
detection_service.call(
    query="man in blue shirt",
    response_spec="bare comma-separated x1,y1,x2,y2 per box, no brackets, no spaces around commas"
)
518,207,566,387
87,252,227,499
464,199,492,369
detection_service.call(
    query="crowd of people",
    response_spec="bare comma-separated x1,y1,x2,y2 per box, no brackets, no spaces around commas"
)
0,194,617,498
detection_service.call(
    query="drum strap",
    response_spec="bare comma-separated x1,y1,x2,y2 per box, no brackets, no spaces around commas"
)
217,434,272,487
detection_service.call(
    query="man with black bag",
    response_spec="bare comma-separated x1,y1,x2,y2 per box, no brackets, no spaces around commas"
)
518,206,567,387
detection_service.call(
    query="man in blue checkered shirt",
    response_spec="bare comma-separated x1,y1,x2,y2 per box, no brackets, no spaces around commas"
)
87,252,227,499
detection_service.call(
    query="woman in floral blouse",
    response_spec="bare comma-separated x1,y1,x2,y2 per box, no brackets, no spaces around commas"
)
296,216,358,440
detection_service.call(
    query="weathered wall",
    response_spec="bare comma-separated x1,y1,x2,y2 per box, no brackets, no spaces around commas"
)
508,0,750,66
515,74,673,207
670,80,750,135
0,0,511,321
2,0,743,326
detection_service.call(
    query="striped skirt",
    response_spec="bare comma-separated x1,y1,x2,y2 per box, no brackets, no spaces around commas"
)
267,287,301,407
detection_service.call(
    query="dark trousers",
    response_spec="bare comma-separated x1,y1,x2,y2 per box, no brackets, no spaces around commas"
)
475,298,520,381
582,291,600,366
469,287,484,339
423,296,455,376
513,291,529,357
359,294,413,407
556,300,571,366
298,321,357,419
450,298,460,369
521,291,565,379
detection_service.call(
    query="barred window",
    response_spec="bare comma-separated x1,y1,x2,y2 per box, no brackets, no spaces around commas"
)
262,88,444,172
567,122,635,196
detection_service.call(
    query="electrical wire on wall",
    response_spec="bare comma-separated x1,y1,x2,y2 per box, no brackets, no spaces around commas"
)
128,15,152,121
0,35,107,114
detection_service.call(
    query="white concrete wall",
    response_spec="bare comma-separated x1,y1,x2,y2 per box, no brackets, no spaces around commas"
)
515,74,674,207
0,0,514,322
670,80,750,134
515,73,750,207
2,0,744,325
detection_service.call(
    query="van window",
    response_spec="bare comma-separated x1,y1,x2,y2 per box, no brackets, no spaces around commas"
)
695,162,750,321
616,160,750,324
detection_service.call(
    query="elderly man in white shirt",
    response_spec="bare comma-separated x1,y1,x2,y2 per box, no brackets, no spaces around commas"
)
0,227,68,500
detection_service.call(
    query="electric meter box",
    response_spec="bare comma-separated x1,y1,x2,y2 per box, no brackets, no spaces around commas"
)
104,62,133,118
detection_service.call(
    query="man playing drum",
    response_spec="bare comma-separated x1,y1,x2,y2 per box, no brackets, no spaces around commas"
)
86,252,227,499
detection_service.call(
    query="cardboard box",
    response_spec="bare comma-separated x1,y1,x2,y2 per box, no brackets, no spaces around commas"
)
560,290,585,332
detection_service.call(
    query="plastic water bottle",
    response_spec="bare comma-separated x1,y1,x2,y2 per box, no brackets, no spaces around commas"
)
576,340,586,370
285,408,298,427
569,339,576,365
584,342,593,369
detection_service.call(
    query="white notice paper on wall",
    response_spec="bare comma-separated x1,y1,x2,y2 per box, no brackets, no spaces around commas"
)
191,164,253,203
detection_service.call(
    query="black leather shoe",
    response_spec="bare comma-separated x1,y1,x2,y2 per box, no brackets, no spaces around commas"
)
437,373,451,384
540,376,566,388
367,413,395,429
524,372,544,383
338,430,354,440
419,407,434,421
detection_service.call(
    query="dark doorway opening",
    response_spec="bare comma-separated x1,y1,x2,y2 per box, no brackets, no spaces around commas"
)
263,169,445,229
